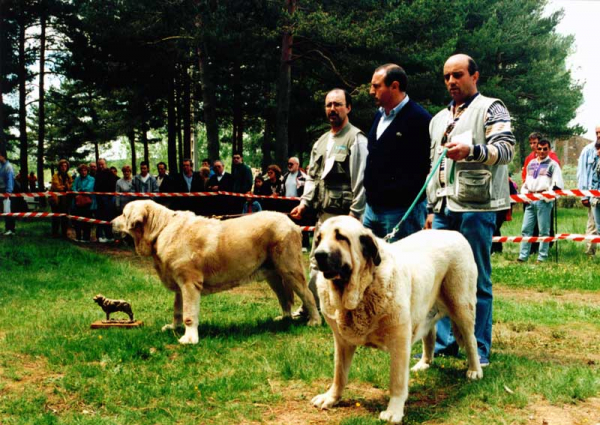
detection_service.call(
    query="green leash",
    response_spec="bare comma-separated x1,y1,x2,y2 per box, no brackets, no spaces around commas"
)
383,148,448,242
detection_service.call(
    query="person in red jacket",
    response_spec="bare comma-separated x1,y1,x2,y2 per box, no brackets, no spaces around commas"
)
521,132,560,182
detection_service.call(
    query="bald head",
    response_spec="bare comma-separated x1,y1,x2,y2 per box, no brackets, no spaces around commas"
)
445,54,478,75
443,54,479,105
595,125,600,140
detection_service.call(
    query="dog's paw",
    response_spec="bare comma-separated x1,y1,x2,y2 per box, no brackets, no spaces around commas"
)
410,359,430,372
307,315,322,326
178,333,199,345
379,408,404,424
466,368,483,380
311,392,339,409
273,314,292,322
161,323,179,332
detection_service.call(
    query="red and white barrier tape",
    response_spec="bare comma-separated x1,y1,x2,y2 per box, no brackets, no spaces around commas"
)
0,212,111,225
4,212,600,242
0,212,311,229
510,189,600,203
4,188,599,204
1,190,301,201
492,233,600,243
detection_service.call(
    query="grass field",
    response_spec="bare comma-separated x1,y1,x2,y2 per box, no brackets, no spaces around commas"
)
0,207,599,424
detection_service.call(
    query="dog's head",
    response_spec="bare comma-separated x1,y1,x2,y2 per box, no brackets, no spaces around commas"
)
112,200,169,256
93,294,105,305
313,216,381,310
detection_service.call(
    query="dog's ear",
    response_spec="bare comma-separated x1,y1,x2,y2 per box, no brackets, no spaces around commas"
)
359,233,381,266
127,202,148,231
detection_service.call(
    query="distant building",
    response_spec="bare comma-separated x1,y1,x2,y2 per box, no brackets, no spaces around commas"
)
554,135,593,167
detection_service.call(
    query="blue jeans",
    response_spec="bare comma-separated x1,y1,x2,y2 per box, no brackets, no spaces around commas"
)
592,199,600,232
362,200,426,242
519,201,554,262
433,207,496,361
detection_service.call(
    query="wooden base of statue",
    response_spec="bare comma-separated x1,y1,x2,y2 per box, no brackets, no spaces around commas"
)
91,320,144,329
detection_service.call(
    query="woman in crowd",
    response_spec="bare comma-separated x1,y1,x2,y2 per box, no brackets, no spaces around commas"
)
115,165,134,214
199,166,211,190
265,164,283,196
50,159,73,238
71,164,96,243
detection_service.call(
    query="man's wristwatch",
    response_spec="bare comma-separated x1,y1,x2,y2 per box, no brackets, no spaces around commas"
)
466,145,475,161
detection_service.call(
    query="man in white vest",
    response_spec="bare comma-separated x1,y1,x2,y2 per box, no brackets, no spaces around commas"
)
290,88,368,315
425,54,516,367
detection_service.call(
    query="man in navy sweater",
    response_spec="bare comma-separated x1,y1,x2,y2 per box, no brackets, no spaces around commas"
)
363,64,432,241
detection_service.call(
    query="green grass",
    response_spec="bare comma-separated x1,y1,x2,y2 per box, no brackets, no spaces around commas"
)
0,217,598,424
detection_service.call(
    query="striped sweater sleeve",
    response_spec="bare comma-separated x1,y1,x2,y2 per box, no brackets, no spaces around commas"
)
470,101,516,165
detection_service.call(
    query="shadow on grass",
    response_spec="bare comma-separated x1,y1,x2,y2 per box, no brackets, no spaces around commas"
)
191,316,311,339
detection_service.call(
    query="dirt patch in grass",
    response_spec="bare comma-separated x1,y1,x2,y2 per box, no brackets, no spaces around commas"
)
242,379,600,425
496,286,600,306
494,322,600,366
0,352,88,416
520,397,600,425
237,379,387,425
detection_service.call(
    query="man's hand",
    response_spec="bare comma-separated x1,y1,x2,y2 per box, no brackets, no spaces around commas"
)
290,203,306,220
425,214,434,229
444,141,471,161
582,198,591,208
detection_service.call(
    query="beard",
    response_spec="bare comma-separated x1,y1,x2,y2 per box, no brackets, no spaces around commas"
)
328,113,343,127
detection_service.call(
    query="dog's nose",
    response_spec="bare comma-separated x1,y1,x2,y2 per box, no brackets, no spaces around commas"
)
314,250,329,270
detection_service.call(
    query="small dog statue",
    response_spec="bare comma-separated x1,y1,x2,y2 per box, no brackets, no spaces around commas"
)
93,294,134,322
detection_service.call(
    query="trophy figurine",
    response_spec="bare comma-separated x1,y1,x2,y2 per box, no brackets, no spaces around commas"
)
91,294,143,328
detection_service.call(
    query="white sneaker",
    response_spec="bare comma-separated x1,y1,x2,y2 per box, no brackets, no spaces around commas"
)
98,237,108,243
3,230,14,236
105,238,114,243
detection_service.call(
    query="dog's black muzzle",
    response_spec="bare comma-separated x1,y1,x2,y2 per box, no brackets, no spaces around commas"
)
314,249,351,281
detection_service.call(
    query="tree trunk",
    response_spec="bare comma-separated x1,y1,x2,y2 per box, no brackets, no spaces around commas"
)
232,59,243,160
37,1,47,190
0,2,7,157
94,141,99,164
167,73,178,173
142,122,149,163
274,0,296,168
18,8,28,185
183,63,192,160
198,42,219,161
261,112,274,172
175,70,183,164
89,103,99,163
129,129,137,176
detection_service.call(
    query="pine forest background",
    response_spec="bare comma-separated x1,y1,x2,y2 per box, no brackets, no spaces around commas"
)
0,0,586,190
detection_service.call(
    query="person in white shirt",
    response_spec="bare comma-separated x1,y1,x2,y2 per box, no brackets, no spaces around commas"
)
281,157,306,197
518,139,564,262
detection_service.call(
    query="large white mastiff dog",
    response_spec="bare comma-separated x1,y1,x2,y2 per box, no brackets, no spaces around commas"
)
311,216,482,423
112,200,321,344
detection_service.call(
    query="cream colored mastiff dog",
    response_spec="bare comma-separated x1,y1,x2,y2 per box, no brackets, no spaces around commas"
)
112,200,321,344
311,216,482,423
